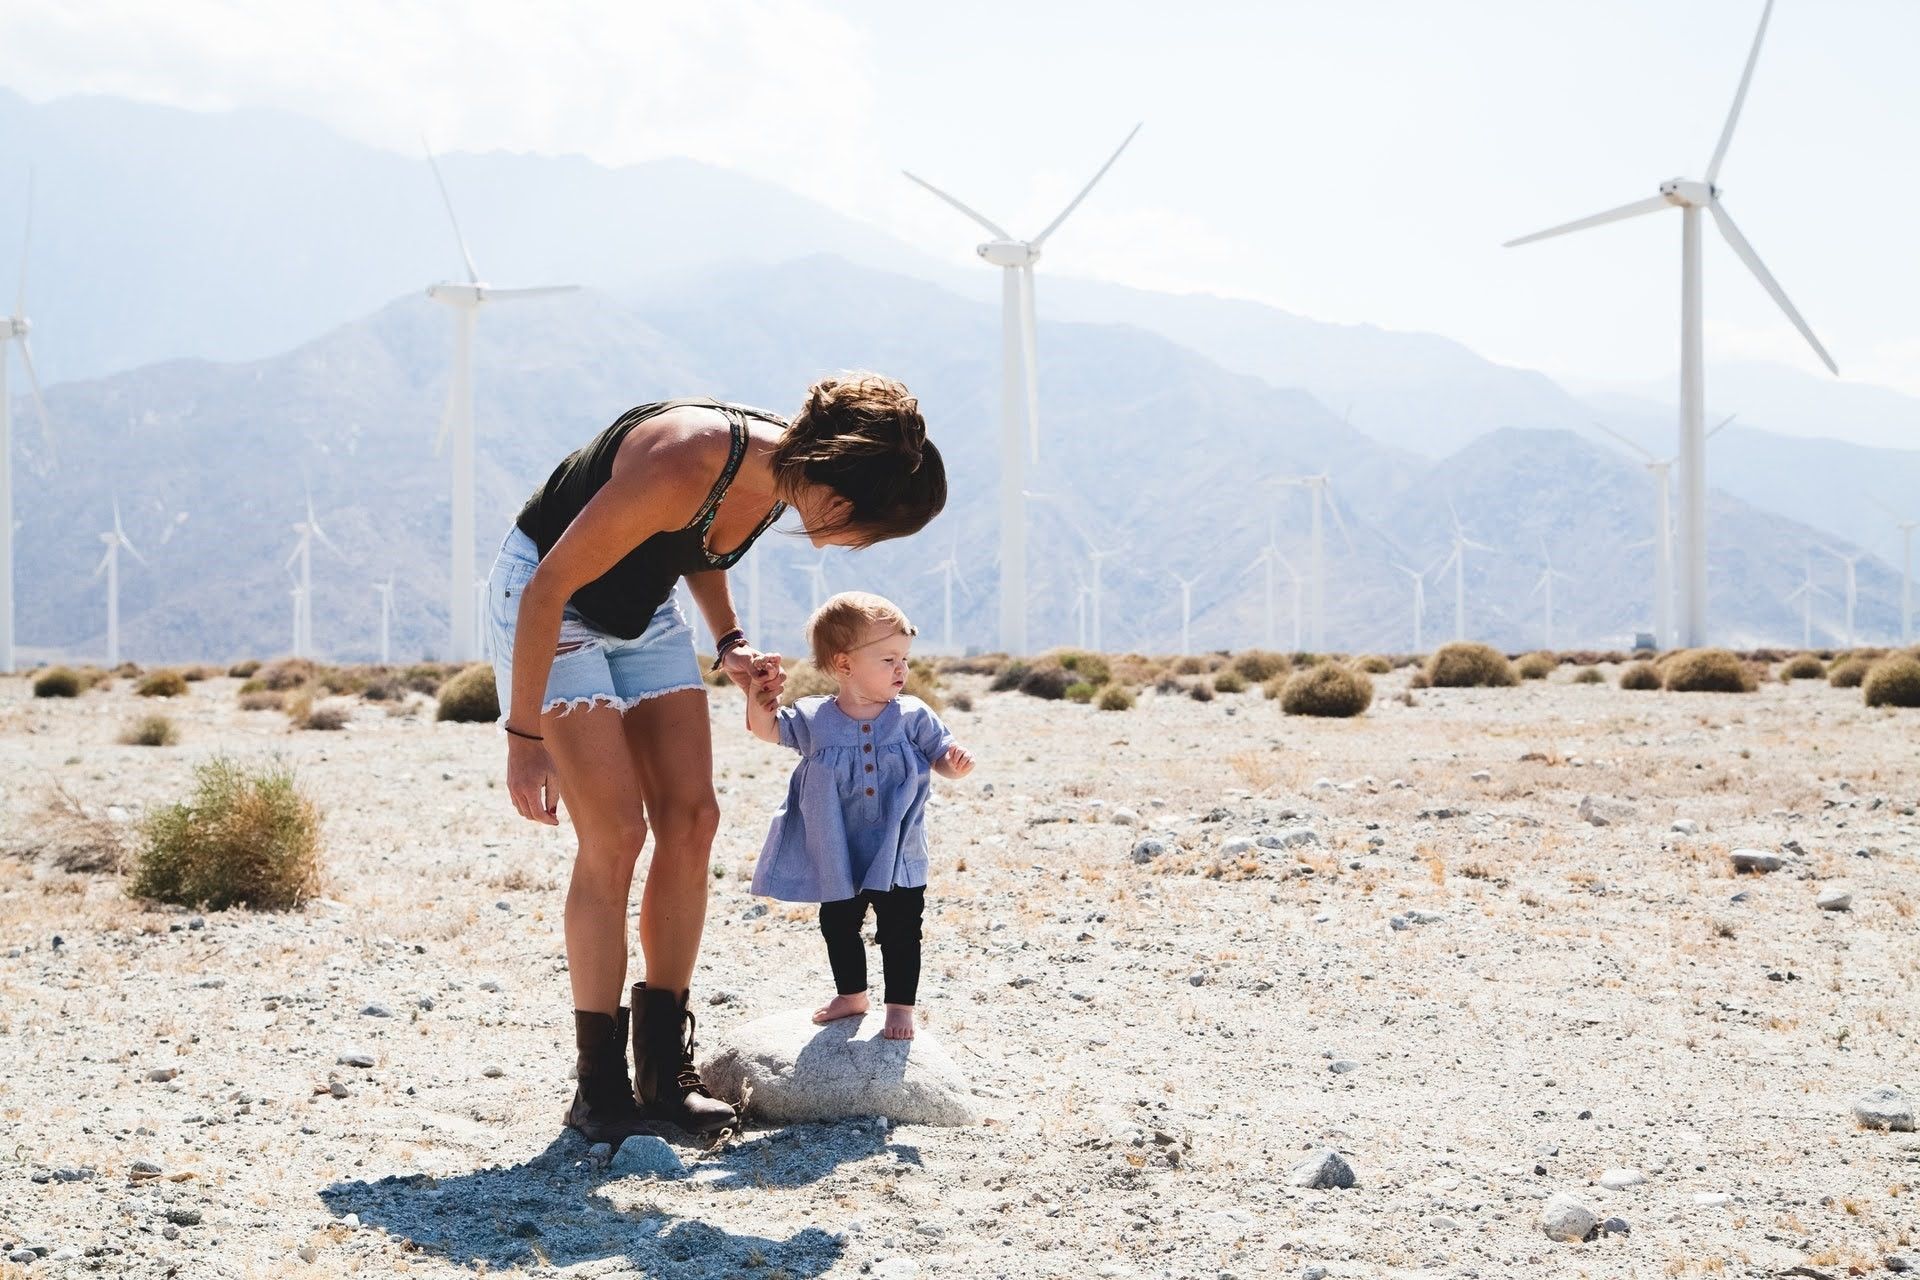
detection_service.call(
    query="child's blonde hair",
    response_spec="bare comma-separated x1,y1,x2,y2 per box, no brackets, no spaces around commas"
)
807,591,916,672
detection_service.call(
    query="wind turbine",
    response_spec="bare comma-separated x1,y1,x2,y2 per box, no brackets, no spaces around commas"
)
1593,414,1736,648
1434,504,1497,642
1821,547,1860,649
2,169,53,675
91,500,145,667
423,144,578,663
288,578,304,660
1170,571,1199,656
927,547,972,654
1783,556,1831,649
796,555,829,617
1531,541,1575,650
284,490,339,660
904,123,1142,657
1070,583,1091,650
1505,0,1836,648
1243,515,1302,651
1394,562,1429,654
1274,473,1353,650
1870,497,1917,646
372,578,394,665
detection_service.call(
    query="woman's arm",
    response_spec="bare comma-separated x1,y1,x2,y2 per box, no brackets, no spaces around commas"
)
503,424,720,823
685,567,786,699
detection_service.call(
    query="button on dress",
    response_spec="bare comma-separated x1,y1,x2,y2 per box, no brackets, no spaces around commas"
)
751,695,955,903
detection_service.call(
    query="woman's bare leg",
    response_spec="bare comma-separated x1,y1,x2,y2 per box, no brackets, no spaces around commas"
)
621,689,720,993
543,703,650,1013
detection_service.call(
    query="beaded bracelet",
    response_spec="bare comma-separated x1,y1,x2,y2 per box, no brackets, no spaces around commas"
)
709,630,748,671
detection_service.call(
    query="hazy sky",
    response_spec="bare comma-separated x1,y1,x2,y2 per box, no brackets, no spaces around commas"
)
3,0,1915,394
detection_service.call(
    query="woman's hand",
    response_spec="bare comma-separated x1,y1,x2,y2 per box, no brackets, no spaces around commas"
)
724,646,783,698
507,735,561,826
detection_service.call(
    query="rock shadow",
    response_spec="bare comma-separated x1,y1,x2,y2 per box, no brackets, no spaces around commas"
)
320,1133,845,1275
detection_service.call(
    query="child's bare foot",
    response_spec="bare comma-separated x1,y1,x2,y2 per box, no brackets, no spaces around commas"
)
882,1004,915,1040
812,993,868,1024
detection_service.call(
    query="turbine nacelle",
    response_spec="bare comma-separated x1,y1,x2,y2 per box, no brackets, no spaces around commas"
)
2,315,27,338
1658,178,1716,207
977,240,1038,269
427,282,488,308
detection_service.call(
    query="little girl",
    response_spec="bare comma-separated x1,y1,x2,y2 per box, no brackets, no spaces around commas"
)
746,591,973,1040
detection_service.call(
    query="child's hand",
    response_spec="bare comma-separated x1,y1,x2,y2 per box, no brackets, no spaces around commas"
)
941,744,974,778
751,653,786,700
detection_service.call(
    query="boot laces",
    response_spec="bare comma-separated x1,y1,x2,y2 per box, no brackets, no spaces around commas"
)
675,1011,711,1096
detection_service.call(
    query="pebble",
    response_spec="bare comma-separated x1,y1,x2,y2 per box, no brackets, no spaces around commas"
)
1405,909,1445,925
1219,837,1256,857
166,1208,202,1227
586,1143,614,1170
145,1067,179,1083
360,1004,392,1018
478,981,502,993
1597,1168,1645,1190
1852,1086,1915,1132
607,1135,686,1179
1692,1192,1733,1207
8,1248,35,1264
1130,838,1167,864
1540,1192,1596,1241
1671,819,1700,835
1288,1149,1357,1190
1886,1254,1913,1273
1429,1213,1465,1231
1328,1060,1359,1075
1260,827,1321,850
481,1065,504,1078
1816,888,1853,912
1601,1216,1631,1236
328,1081,349,1099
1577,795,1634,827
1110,808,1140,827
1187,972,1207,987
130,1160,162,1176
1302,1268,1329,1280
337,1052,375,1068
1731,849,1784,874
1469,770,1491,783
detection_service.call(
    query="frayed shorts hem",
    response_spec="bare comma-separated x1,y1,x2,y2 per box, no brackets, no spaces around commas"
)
498,682,708,724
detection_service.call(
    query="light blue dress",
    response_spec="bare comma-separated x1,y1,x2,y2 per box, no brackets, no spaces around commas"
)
751,695,955,904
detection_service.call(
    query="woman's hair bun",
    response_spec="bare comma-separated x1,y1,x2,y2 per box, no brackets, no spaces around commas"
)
771,371,945,548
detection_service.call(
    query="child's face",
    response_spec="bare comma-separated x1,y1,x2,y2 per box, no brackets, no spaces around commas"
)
833,620,912,704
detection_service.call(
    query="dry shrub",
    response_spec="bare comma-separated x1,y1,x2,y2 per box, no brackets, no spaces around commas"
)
947,690,974,712
778,661,839,707
1426,642,1517,688
1188,680,1215,703
905,659,944,711
1863,655,1920,709
238,690,286,712
227,659,261,679
1211,670,1248,694
317,665,372,696
3,783,127,874
936,653,1004,677
360,672,405,702
1408,670,1432,690
120,714,179,747
1280,663,1373,717
1065,681,1097,704
1017,659,1074,701
988,660,1028,693
1174,655,1207,676
256,658,316,691
33,667,81,698
1516,651,1556,680
1663,648,1756,693
1828,657,1871,689
435,664,500,723
1050,650,1112,686
1353,654,1393,675
131,757,321,911
1230,650,1290,682
1261,674,1288,700
1108,654,1162,688
1780,653,1827,682
298,703,350,732
137,669,189,698
1097,684,1135,711
180,665,221,683
404,662,459,695
1620,662,1662,691
1572,666,1605,685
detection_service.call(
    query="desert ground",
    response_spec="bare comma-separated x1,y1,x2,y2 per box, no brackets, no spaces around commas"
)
1,660,1917,1280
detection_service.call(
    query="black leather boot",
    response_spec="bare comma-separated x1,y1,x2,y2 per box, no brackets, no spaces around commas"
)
563,1008,651,1145
632,983,737,1134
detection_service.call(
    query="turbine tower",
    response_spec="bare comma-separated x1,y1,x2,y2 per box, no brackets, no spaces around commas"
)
1434,504,1496,642
284,491,339,660
2,169,53,675
1275,473,1352,651
1821,547,1860,649
92,500,145,667
1505,0,1836,648
927,548,971,654
796,556,828,617
1784,556,1830,649
1531,541,1574,651
1394,562,1428,654
904,123,1142,657
424,145,578,662
1594,414,1735,648
372,577,394,665
1171,571,1198,656
1871,497,1916,646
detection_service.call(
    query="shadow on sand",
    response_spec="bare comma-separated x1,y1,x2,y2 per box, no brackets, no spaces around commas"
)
321,1131,855,1274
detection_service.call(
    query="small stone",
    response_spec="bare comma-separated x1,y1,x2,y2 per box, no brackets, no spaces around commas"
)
1852,1086,1915,1132
9,1248,36,1264
166,1207,202,1227
1601,1216,1631,1236
608,1136,686,1179
1110,808,1140,827
1541,1192,1596,1241
1692,1192,1732,1207
337,1052,375,1068
130,1160,162,1176
1259,827,1321,850
1429,1213,1465,1231
328,1081,349,1099
478,981,502,993
1130,838,1167,864
297,1245,319,1263
1598,1168,1645,1190
1328,1060,1359,1075
1405,909,1445,925
1577,795,1635,827
1288,1149,1356,1190
1219,837,1256,857
340,1212,360,1228
1731,849,1783,874
1671,819,1699,835
1302,1268,1329,1280
1187,972,1207,987
1388,915,1408,931
1885,1254,1912,1273
145,1067,178,1083
481,1065,504,1078
1469,770,1491,783
360,1004,392,1018
586,1143,613,1171
187,916,205,930
1816,888,1853,912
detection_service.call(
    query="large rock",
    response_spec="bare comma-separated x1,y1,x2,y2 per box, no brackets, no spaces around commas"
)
1541,1192,1597,1242
698,1008,979,1127
1577,795,1635,827
1853,1087,1915,1132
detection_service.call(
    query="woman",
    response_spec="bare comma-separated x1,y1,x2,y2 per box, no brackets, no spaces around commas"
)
489,374,944,1141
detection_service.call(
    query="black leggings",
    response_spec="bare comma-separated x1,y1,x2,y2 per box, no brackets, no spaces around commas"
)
818,886,925,1007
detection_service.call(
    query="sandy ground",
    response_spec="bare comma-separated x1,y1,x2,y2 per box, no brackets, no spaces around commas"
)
1,665,1917,1280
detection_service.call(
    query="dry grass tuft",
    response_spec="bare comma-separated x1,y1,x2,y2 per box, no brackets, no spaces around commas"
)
1827,656,1871,689
435,664,500,723
1097,684,1135,712
1663,649,1756,693
32,666,82,698
119,714,179,747
1620,661,1662,691
1279,663,1373,717
1779,653,1826,681
137,669,189,698
130,756,321,911
1426,643,1517,688
1516,651,1556,680
3,782,128,874
1862,654,1920,708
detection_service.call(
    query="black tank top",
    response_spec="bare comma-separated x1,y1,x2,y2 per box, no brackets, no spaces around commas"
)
515,398,788,639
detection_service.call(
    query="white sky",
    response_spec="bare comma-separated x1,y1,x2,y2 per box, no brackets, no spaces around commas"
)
3,0,1916,393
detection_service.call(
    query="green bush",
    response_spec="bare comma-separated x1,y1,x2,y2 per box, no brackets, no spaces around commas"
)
1279,663,1374,717
1779,653,1826,682
1828,657,1870,689
1620,662,1662,690
1211,670,1248,694
1230,650,1290,682
131,757,321,911
1097,684,1135,711
1516,651,1556,680
33,667,81,698
1064,681,1097,704
1572,666,1605,685
1426,643,1517,688
1052,650,1112,686
1663,648,1755,693
1863,655,1920,708
137,670,189,698
119,714,179,747
435,664,501,723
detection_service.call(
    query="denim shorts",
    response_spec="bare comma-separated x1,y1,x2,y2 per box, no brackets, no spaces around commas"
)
487,526,705,719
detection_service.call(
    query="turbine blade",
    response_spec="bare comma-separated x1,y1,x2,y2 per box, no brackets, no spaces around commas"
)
1709,201,1837,375
1706,0,1776,186
1323,482,1357,551
1019,263,1040,463
1707,412,1738,439
14,165,32,316
1591,420,1656,461
285,541,304,571
312,519,343,557
18,336,56,461
901,170,1012,240
121,534,148,567
483,285,579,301
92,547,112,580
424,142,481,285
1503,194,1671,248
1031,121,1142,247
